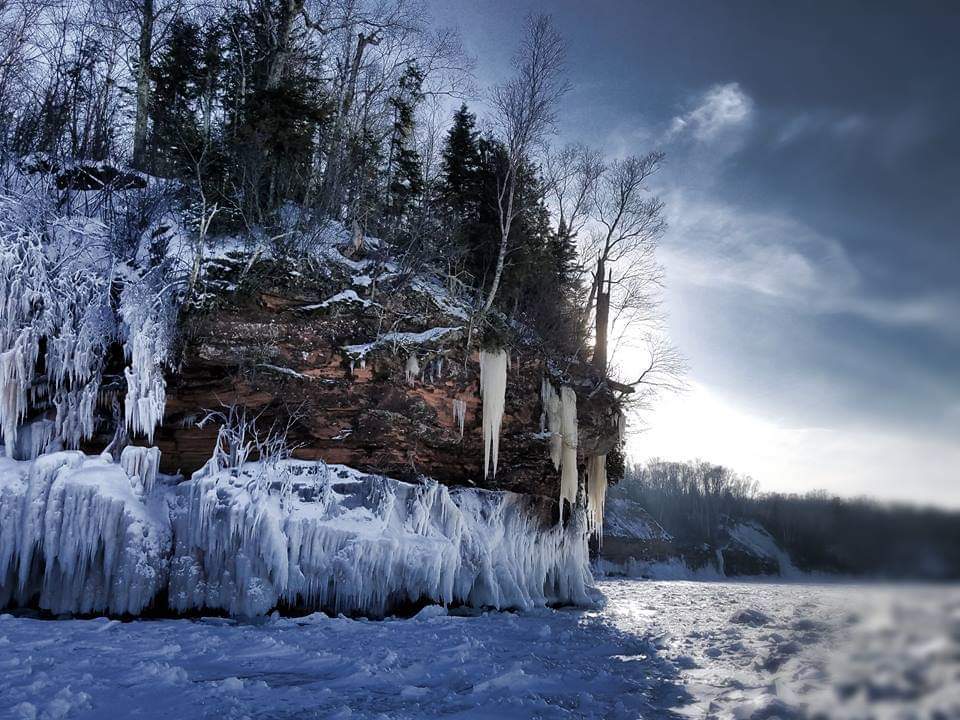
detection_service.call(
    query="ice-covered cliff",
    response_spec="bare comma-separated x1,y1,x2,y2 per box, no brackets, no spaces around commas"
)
0,450,592,617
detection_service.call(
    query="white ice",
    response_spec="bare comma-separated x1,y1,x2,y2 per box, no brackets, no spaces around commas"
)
3,580,957,719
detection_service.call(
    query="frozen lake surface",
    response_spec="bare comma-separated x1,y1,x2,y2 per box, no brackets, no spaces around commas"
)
3,579,959,719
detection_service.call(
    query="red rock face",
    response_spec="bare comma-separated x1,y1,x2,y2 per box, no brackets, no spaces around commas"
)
155,258,623,498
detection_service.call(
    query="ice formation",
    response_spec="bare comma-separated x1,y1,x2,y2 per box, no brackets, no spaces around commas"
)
479,349,508,478
120,284,173,444
404,354,420,385
540,378,563,470
452,398,467,438
559,386,579,522
0,452,171,615
120,445,162,495
0,451,593,618
167,461,592,617
586,454,608,544
0,225,113,454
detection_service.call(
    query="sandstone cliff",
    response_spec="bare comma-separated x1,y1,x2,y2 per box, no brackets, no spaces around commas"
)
153,233,625,501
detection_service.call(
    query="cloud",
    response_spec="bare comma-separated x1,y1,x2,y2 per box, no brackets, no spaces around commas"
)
668,83,754,142
659,189,960,337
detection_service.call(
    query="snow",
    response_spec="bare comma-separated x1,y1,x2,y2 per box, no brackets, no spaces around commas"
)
342,326,461,359
478,349,508,479
2,579,957,719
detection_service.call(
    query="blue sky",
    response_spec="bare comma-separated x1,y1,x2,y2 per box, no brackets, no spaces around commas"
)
428,0,960,506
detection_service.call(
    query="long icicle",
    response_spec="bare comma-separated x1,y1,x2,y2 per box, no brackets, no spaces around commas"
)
479,349,508,478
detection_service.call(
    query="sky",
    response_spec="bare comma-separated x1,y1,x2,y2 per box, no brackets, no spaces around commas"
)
427,0,960,507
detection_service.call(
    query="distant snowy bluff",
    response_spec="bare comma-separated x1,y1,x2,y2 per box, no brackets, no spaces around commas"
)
0,449,593,618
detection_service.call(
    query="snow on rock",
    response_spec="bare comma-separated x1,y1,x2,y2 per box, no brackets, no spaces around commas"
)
299,289,376,311
342,326,462,360
166,461,592,617
726,521,799,577
479,349,508,479
0,452,170,615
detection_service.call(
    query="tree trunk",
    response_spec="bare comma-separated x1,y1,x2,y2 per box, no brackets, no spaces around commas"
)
481,168,517,314
593,259,611,375
320,32,375,216
132,0,154,170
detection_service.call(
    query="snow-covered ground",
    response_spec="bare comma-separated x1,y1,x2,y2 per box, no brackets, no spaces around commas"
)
4,579,958,720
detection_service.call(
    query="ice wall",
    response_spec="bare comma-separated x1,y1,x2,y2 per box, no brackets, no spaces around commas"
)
168,462,592,617
0,453,593,618
0,451,171,615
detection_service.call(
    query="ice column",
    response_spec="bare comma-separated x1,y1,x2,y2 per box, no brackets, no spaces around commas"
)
479,349,508,478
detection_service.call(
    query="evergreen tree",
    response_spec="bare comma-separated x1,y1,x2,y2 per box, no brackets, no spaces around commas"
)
384,62,425,234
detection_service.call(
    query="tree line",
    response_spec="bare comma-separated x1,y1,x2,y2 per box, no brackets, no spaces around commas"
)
0,0,683,392
614,460,960,578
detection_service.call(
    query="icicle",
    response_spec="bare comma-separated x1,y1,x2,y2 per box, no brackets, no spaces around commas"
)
558,386,579,522
586,454,608,545
404,354,420,385
479,349,508,478
12,418,55,461
120,445,162,494
452,398,467,439
540,378,562,470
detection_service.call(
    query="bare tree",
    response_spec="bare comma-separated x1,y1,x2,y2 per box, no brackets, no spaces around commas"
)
583,151,666,373
481,13,569,314
543,142,603,247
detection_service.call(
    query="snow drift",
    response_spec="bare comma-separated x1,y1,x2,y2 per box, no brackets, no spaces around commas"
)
0,451,593,617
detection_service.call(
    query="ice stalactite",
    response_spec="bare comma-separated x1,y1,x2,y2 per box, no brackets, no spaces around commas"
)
540,378,562,470
586,454,608,545
120,445,162,494
120,284,173,444
0,451,594,618
479,349,508,478
11,419,56,461
452,398,467,439
559,386,579,522
404,354,420,385
0,451,171,615
0,224,113,455
168,461,592,617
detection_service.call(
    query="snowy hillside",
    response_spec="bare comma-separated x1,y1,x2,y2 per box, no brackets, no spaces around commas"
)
598,496,798,580
0,450,592,617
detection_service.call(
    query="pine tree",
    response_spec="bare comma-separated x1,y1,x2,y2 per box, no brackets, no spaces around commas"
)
384,62,425,234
